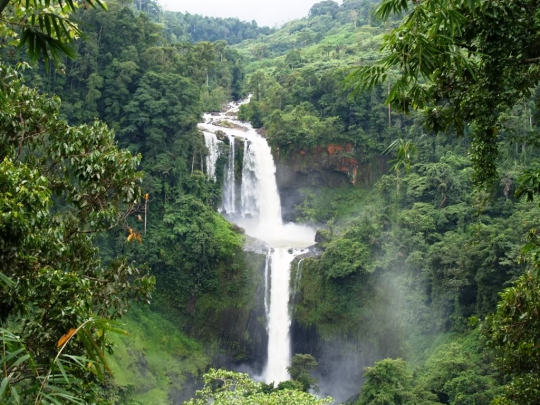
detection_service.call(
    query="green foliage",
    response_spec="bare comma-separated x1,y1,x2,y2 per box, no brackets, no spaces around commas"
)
276,380,304,392
239,100,264,128
321,237,372,278
3,0,540,403
237,0,381,62
287,354,319,392
0,313,141,403
309,1,340,19
183,369,333,405
0,63,154,402
104,305,210,404
0,327,90,404
0,0,107,67
162,12,274,45
348,0,540,186
12,0,251,350
416,337,499,405
484,272,540,404
237,11,540,404
356,359,439,405
293,186,369,223
156,194,244,300
516,162,540,206
233,1,399,160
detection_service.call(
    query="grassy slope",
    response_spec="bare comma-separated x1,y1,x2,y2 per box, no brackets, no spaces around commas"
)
108,305,209,404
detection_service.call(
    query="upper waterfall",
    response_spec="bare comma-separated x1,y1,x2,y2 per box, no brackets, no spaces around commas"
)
199,98,313,246
202,131,220,181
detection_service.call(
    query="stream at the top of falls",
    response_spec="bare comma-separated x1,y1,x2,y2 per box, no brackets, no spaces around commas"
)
198,97,315,385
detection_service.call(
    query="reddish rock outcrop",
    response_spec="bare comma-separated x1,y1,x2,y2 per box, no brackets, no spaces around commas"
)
274,143,386,188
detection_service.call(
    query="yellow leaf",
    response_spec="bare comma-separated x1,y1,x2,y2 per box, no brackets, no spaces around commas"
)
57,328,77,348
137,215,142,221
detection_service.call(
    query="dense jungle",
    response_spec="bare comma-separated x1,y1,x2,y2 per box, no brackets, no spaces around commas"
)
1,0,540,404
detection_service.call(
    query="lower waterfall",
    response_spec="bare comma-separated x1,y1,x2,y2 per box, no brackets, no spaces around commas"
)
199,98,315,385
265,247,307,383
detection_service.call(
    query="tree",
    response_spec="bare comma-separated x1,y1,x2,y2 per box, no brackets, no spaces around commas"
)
287,354,319,392
484,272,540,405
309,1,340,20
248,71,266,101
183,369,333,405
348,0,540,186
416,342,498,405
357,359,440,405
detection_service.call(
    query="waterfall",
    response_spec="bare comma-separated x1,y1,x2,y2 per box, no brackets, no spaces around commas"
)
264,253,271,319
239,136,282,229
203,131,220,181
241,140,258,217
292,258,305,302
198,98,315,386
265,248,294,383
222,134,236,214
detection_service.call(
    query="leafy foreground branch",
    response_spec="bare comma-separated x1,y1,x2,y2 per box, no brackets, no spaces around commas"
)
1,319,126,404
0,0,107,66
0,63,154,403
183,369,333,405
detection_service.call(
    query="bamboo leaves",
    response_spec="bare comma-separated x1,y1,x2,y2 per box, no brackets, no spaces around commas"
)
1,0,108,67
1,319,128,404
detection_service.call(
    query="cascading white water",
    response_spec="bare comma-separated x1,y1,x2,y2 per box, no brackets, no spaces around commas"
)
265,247,294,383
203,131,220,181
292,258,305,302
241,140,258,217
222,135,236,214
240,136,282,229
263,254,271,318
198,97,315,385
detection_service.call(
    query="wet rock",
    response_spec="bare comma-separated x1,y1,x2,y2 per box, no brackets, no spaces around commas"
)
232,223,245,234
215,120,235,128
314,229,329,244
274,143,388,188
293,245,322,261
215,130,228,142
215,120,248,131
244,236,270,253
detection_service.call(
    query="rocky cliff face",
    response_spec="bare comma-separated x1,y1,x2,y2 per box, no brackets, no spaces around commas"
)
191,250,268,375
274,144,387,189
273,143,387,221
